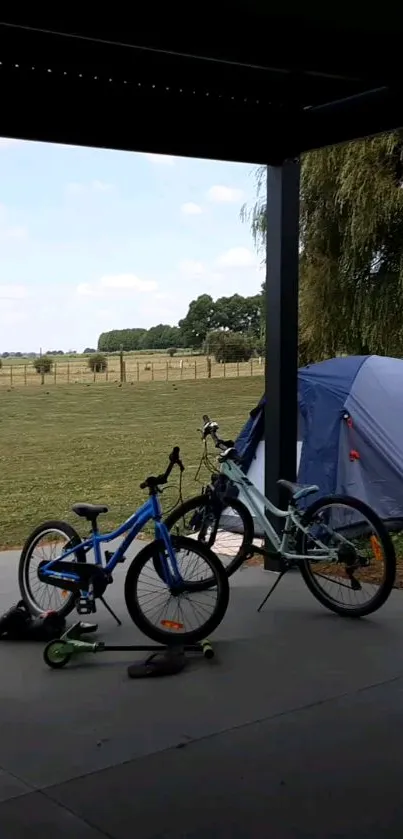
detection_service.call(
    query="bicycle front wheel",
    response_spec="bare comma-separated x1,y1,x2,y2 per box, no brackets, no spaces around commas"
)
164,494,254,579
124,535,230,645
297,495,396,617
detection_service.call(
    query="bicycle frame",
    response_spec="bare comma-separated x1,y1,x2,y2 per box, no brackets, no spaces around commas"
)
40,493,183,587
220,459,326,562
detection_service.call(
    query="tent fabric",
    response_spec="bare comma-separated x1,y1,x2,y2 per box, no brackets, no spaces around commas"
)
233,355,403,524
297,355,367,499
234,396,265,473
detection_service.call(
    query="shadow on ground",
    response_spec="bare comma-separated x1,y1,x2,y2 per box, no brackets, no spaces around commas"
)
0,552,403,837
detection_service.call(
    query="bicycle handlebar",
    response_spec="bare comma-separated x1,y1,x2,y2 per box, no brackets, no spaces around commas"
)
201,415,238,461
140,446,184,491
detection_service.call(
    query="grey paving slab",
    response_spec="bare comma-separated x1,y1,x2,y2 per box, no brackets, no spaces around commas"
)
0,791,108,838
47,675,403,839
0,566,402,789
0,769,32,803
2,544,403,839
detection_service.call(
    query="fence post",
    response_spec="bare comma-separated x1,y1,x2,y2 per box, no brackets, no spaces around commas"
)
24,364,27,385
119,348,125,383
54,363,57,384
207,357,211,379
194,360,197,379
223,362,226,378
180,359,183,380
10,366,12,386
151,362,154,381
67,363,70,384
93,366,96,383
137,362,139,382
106,365,109,382
166,361,169,381
250,360,253,376
237,361,239,377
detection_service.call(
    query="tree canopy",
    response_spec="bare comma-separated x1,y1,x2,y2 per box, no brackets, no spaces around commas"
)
241,132,403,362
98,291,264,352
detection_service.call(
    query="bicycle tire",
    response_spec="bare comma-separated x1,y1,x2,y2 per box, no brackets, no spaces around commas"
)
296,495,396,617
124,535,230,645
19,520,86,618
164,493,254,580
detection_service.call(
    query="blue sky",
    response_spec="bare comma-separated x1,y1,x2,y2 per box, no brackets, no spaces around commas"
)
0,138,263,352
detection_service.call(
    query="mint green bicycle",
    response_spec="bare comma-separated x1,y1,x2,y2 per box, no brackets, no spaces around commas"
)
164,415,396,618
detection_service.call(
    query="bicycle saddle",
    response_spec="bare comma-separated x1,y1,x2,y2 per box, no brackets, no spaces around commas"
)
72,503,109,522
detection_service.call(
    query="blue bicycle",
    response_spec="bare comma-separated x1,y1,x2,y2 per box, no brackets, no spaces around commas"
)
18,448,229,645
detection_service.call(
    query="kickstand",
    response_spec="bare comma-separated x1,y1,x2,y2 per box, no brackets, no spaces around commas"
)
257,569,288,613
100,596,122,626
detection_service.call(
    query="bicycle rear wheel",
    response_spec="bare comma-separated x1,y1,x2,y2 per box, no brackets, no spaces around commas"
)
124,535,229,645
297,495,396,617
18,520,85,618
164,493,254,580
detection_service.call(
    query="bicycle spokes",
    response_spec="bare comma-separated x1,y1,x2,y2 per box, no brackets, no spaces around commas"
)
133,544,222,638
303,502,389,609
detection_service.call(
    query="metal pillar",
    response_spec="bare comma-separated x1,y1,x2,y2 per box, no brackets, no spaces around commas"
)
264,160,300,570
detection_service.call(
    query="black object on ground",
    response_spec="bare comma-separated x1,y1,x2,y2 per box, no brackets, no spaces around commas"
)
0,601,66,641
127,649,187,679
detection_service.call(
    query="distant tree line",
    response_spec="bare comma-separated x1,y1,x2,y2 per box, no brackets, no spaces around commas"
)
1,350,76,358
98,325,181,353
97,291,264,360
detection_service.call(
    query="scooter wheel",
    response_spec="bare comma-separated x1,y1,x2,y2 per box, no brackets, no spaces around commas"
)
44,640,72,669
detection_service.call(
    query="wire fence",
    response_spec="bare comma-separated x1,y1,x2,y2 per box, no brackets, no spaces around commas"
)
0,356,266,387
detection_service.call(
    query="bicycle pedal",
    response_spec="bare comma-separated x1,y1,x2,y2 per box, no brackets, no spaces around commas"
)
76,598,97,615
349,576,362,591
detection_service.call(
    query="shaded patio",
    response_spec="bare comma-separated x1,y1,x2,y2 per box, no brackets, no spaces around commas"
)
1,551,403,836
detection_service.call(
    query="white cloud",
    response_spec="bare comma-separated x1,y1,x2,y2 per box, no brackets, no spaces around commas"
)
66,180,113,196
179,259,205,279
181,202,203,216
216,247,257,268
153,292,170,301
76,273,158,298
100,274,157,291
0,307,28,326
0,284,27,300
92,180,112,192
0,138,20,150
0,204,28,242
0,225,27,241
207,185,243,203
143,153,175,166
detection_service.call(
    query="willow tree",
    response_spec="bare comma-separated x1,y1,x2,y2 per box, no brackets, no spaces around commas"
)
241,132,403,361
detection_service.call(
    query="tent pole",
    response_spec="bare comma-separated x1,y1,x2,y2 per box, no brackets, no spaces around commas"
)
264,160,300,571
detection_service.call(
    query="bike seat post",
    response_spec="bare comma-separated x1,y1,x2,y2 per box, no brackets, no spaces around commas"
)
90,517,99,537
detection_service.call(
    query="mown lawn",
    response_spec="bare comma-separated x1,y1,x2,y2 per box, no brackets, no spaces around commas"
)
0,378,263,547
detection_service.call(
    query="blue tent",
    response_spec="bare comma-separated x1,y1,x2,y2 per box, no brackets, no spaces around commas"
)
234,355,403,526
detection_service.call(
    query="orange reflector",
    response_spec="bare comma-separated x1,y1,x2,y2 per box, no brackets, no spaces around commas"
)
61,591,69,599
161,620,184,631
370,536,382,561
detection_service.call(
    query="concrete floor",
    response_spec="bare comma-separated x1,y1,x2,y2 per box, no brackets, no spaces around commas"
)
1,548,403,837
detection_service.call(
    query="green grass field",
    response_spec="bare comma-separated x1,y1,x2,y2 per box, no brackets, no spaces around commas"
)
0,378,263,548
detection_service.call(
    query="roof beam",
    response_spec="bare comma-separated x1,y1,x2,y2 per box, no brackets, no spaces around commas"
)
298,87,403,152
